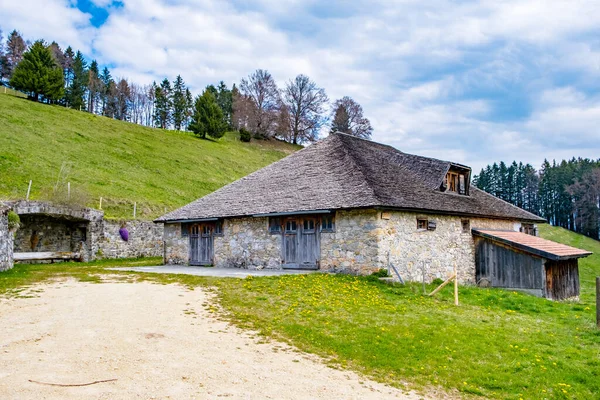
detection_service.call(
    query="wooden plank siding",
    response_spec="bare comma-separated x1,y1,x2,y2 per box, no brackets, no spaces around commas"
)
545,259,580,300
475,238,581,300
475,238,545,290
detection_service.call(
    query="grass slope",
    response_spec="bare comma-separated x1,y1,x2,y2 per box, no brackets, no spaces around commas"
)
0,94,299,219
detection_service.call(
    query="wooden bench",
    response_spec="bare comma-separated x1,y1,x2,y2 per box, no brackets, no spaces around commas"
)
14,252,81,263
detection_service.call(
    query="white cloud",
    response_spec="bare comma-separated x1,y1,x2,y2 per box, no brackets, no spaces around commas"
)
0,0,93,52
1,0,600,173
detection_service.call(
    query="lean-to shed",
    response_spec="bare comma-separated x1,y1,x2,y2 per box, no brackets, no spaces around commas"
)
473,229,592,300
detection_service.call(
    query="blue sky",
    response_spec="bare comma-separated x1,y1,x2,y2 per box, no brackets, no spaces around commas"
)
1,0,600,171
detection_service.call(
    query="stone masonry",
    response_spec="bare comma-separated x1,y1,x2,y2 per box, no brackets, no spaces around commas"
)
97,220,163,259
9,201,163,263
163,208,529,283
0,206,14,271
320,209,381,275
163,223,188,265
213,217,281,269
377,211,518,284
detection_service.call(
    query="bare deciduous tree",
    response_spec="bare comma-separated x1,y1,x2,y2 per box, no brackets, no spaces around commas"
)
283,74,329,144
330,96,373,139
239,69,281,138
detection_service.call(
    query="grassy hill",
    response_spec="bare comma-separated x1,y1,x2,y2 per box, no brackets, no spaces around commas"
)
0,94,300,219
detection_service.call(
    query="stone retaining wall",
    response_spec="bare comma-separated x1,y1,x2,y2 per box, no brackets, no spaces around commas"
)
14,215,87,253
9,201,163,263
0,208,13,271
98,220,164,259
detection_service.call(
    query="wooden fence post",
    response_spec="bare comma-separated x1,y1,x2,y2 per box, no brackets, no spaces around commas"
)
454,263,459,306
67,182,71,200
596,277,600,329
26,180,32,201
99,197,103,210
133,202,137,219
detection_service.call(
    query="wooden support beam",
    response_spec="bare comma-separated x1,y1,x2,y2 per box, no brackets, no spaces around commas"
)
454,263,459,306
14,252,80,261
428,273,456,297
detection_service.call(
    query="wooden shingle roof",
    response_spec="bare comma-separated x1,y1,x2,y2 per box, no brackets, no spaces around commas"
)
157,133,546,223
472,229,592,260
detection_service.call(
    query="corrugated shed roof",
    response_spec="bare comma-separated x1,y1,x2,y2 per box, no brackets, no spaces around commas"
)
157,133,546,223
473,229,593,260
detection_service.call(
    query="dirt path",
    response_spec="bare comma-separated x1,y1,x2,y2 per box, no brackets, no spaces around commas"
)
0,280,429,400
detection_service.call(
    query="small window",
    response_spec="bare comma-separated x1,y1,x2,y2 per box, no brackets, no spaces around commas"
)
446,170,469,195
520,223,536,236
214,220,223,236
417,219,428,230
269,217,281,234
303,219,316,231
285,220,297,233
461,219,470,233
181,223,190,237
321,215,335,232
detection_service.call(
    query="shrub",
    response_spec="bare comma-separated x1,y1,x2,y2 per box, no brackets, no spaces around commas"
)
431,278,444,286
239,128,252,142
7,211,20,231
371,268,389,277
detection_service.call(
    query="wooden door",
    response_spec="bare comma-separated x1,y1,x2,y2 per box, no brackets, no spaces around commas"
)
282,219,298,268
282,217,319,270
189,223,214,266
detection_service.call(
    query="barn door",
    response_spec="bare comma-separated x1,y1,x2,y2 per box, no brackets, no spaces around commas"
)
189,223,214,266
282,219,298,268
282,217,319,270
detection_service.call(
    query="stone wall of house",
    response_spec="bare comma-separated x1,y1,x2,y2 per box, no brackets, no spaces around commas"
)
97,220,163,259
0,209,13,271
320,209,381,275
164,223,188,265
378,212,520,284
214,217,281,269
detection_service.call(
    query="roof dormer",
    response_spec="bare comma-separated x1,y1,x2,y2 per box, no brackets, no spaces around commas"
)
442,165,471,196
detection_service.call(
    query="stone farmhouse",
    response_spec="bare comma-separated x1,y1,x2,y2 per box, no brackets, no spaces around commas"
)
157,133,590,298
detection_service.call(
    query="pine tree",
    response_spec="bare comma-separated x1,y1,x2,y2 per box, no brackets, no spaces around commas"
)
115,78,130,120
4,30,27,80
62,47,75,89
185,88,193,129
329,96,373,139
100,67,112,115
217,81,233,128
171,75,188,130
66,51,88,110
330,104,350,133
9,40,64,102
153,78,172,129
189,89,226,139
87,60,101,113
